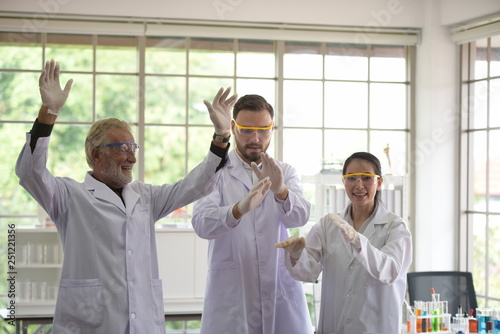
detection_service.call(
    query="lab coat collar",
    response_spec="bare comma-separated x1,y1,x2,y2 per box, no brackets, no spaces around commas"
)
227,150,254,190
84,172,140,214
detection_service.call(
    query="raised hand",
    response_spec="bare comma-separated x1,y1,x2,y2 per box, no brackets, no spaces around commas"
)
204,87,238,135
327,213,360,249
251,153,286,195
236,177,272,216
39,59,73,115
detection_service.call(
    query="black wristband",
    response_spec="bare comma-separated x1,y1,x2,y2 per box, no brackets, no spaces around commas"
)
213,133,231,143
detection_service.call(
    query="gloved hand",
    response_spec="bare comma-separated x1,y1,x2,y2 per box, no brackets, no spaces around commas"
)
39,59,73,115
275,236,306,260
327,213,361,249
204,87,238,135
251,153,286,195
236,177,272,215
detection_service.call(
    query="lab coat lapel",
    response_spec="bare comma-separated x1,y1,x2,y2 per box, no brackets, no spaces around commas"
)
123,185,140,214
84,172,126,213
227,150,254,190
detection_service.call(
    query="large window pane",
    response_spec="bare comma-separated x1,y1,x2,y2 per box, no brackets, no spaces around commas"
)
236,79,276,107
0,123,35,216
96,75,137,122
369,130,407,176
145,76,186,124
48,124,92,181
144,126,185,184
490,78,500,128
0,72,39,121
284,42,322,79
489,130,500,213
472,131,487,212
188,77,234,125
324,130,367,164
472,213,487,301
370,83,406,129
324,82,368,128
283,80,323,127
488,215,500,300
475,39,488,80
472,81,488,129
97,36,137,73
189,38,234,76
58,73,93,123
146,37,186,75
236,40,275,78
325,43,368,81
0,32,42,70
283,129,322,175
46,34,93,72
370,45,406,82
490,36,500,77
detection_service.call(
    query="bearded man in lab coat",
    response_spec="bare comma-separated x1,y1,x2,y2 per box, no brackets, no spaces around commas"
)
15,59,237,334
192,94,313,334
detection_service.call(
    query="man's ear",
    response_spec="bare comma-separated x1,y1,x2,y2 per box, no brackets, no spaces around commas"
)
91,147,101,164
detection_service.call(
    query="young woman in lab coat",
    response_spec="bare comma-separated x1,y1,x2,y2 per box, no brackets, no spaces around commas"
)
276,152,412,334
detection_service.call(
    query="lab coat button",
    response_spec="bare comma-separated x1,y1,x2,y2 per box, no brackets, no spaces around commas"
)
131,313,136,319
127,249,133,255
129,281,134,286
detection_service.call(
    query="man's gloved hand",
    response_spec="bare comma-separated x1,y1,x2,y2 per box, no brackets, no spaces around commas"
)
327,213,361,249
275,236,306,260
204,87,238,135
251,153,286,195
39,59,73,115
236,177,272,216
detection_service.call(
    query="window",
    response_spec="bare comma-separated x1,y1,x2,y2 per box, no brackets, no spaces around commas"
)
460,35,500,308
0,19,415,331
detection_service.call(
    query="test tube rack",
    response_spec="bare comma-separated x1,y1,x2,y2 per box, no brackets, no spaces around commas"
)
409,313,452,334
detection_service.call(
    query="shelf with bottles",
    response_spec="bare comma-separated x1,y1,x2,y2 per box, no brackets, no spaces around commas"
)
15,225,63,307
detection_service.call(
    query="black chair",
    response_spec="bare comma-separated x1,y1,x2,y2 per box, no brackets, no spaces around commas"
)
407,271,478,317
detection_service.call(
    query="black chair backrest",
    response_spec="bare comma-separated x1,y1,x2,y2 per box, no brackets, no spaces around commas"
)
407,271,478,317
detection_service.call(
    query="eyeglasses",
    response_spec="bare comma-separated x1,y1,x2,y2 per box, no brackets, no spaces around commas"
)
96,143,140,155
234,120,274,136
342,173,380,185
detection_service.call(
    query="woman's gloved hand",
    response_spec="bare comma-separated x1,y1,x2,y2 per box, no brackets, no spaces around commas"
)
328,213,361,249
275,236,306,260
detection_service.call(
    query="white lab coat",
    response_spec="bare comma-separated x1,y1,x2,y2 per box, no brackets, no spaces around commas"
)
286,204,412,334
15,133,223,334
192,150,313,334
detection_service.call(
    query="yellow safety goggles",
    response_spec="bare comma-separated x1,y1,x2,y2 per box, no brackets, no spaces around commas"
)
342,173,380,184
234,120,274,136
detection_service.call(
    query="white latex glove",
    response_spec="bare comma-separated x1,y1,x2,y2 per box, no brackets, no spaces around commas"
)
327,213,361,249
251,152,286,195
203,87,238,135
39,59,73,115
275,236,306,260
236,177,272,215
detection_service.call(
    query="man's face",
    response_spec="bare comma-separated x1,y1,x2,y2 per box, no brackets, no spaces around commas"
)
232,109,273,164
92,128,137,188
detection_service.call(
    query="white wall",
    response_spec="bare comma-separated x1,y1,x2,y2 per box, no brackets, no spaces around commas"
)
3,0,500,271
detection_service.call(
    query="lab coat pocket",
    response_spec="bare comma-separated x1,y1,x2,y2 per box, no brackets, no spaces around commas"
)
151,279,165,326
55,278,103,328
205,261,240,309
138,205,151,238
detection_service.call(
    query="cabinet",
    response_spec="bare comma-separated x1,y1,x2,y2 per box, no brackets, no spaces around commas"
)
15,228,62,316
14,227,208,317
